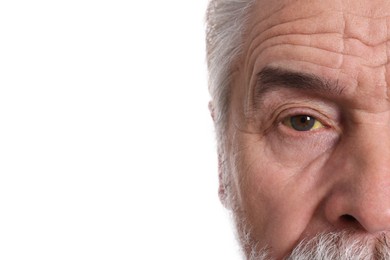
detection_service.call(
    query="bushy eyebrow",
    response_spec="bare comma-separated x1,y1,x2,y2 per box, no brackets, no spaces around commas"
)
254,67,344,105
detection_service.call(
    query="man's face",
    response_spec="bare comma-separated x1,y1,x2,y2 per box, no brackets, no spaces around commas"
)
224,0,390,258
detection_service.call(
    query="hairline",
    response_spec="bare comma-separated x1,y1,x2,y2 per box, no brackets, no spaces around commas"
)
206,0,257,143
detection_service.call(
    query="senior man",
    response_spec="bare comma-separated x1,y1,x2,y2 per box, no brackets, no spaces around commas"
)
206,0,390,259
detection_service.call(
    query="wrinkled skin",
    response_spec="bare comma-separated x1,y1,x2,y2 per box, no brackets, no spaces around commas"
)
221,0,390,258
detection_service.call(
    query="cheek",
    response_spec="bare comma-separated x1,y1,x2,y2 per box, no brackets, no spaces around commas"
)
234,130,339,212
233,132,339,256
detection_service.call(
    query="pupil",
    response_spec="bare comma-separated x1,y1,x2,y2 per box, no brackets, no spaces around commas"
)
300,116,309,124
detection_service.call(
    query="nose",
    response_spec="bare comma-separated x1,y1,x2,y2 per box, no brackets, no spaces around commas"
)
324,125,390,233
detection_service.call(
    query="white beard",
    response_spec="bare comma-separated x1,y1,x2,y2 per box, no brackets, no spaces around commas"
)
244,231,390,260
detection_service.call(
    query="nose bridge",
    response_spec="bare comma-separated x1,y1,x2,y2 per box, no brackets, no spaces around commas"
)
356,121,390,177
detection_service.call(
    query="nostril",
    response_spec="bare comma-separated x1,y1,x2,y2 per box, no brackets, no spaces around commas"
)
338,214,366,231
340,214,358,224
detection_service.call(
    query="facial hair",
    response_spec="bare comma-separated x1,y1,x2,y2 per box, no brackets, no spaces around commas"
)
241,230,390,260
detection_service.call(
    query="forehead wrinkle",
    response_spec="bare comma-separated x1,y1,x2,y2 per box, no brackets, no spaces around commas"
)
244,12,390,73
252,43,343,72
250,0,342,30
342,9,390,19
342,39,387,68
243,1,390,72
246,13,324,50
245,0,390,55
241,1,345,67
247,35,389,80
248,43,344,76
343,13,389,46
241,13,344,110
242,10,346,88
341,0,390,18
244,11,342,66
245,16,341,63
246,33,345,60
342,10,390,19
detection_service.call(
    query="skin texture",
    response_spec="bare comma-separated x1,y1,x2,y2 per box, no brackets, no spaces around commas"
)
221,0,390,258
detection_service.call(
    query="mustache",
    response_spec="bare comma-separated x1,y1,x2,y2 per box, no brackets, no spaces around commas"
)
235,212,390,259
285,231,390,260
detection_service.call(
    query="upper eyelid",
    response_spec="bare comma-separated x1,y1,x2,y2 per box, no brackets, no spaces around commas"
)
257,96,341,134
275,107,331,126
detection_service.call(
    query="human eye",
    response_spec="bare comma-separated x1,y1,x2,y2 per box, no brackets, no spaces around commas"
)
282,115,325,131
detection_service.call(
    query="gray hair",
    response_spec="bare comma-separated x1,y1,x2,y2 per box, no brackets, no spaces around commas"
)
206,0,256,144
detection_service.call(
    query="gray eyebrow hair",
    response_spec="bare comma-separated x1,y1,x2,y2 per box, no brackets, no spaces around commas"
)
255,67,345,103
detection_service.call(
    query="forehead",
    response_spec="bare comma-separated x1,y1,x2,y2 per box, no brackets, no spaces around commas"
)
251,0,390,40
240,0,390,110
253,0,390,22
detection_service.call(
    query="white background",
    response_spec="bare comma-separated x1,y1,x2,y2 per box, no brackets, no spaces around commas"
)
0,1,242,259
